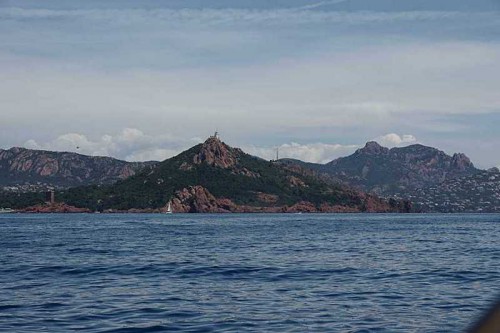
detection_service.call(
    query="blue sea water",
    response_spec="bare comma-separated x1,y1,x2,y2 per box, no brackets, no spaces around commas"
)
0,214,499,333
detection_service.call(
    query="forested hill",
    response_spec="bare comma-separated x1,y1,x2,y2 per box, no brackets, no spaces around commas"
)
55,136,410,213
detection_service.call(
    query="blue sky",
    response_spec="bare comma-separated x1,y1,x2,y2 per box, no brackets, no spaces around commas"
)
1,0,500,167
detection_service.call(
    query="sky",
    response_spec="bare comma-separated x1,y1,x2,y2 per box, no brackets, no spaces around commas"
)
1,0,500,168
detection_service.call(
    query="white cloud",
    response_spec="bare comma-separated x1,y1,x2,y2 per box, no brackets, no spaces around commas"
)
23,128,359,163
243,142,358,164
373,133,417,148
23,128,202,162
125,148,180,162
1,4,500,168
244,133,418,163
23,129,419,164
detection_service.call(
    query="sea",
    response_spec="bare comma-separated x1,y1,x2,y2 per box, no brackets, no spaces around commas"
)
0,214,499,333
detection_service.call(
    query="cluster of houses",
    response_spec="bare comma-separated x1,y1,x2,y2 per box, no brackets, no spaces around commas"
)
393,169,500,212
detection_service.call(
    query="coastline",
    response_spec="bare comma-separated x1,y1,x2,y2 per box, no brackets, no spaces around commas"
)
14,199,410,214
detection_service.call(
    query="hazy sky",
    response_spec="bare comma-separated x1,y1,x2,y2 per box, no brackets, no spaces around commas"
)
1,0,500,168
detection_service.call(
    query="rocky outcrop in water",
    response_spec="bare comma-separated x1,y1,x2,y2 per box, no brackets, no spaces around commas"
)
163,185,409,213
170,185,225,213
21,202,91,213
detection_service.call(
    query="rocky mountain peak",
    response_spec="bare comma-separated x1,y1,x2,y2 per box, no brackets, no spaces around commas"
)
0,147,153,189
488,167,500,173
192,136,238,169
451,153,474,171
357,141,389,155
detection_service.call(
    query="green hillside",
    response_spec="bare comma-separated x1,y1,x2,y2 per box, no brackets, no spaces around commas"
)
55,136,407,212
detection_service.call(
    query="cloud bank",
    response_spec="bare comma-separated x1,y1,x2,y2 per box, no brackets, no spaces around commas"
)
1,3,499,168
24,128,203,162
243,142,359,164
373,133,417,148
2,41,500,142
23,129,418,164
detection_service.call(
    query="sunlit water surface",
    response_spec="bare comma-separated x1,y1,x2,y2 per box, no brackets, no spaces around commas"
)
1,214,499,332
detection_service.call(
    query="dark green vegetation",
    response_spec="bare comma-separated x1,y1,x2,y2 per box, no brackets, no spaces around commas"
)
56,140,377,211
0,191,45,209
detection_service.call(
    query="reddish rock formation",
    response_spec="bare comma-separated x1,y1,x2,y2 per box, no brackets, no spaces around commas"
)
284,201,317,213
282,202,368,213
256,192,279,204
164,185,406,214
288,176,307,188
322,142,477,195
318,203,360,213
193,136,238,169
358,141,390,155
0,147,153,189
451,153,473,171
167,186,278,213
232,167,260,178
178,162,194,171
191,137,261,178
169,185,232,213
359,194,390,212
21,202,91,213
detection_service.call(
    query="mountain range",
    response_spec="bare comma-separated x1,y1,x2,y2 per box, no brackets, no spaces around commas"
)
0,147,152,191
0,137,409,213
1,137,498,213
279,142,500,212
57,136,409,213
280,141,477,195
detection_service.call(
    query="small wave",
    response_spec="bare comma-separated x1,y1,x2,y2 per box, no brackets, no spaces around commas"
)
0,304,23,311
175,265,279,279
101,325,174,333
36,302,67,309
1,213,498,332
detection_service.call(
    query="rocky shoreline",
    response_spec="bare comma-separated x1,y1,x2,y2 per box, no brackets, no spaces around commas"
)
15,185,409,214
20,202,92,213
14,210,404,214
167,185,409,213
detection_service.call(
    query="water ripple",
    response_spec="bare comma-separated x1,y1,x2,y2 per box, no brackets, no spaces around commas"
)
0,213,499,332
